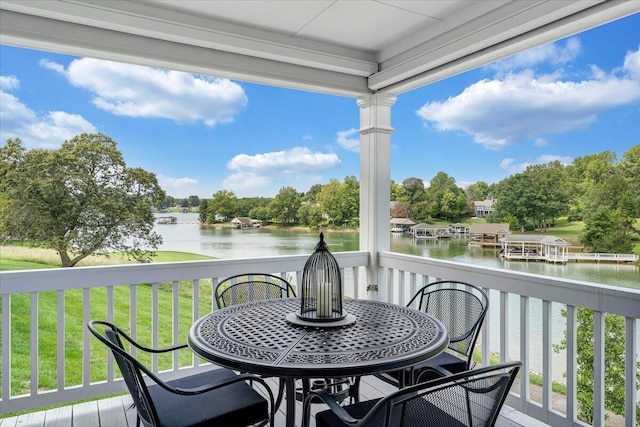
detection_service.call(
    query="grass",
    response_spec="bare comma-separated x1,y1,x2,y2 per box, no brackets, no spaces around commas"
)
1,247,216,401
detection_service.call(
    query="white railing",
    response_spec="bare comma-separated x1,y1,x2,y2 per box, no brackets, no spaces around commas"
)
1,251,638,427
567,252,639,262
0,252,368,414
378,251,639,427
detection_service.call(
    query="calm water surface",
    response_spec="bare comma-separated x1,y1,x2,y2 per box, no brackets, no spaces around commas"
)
155,213,639,290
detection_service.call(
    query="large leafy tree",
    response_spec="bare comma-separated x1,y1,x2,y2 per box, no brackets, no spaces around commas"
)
425,172,467,220
0,134,165,267
317,178,348,225
465,181,490,201
269,186,302,223
207,190,238,221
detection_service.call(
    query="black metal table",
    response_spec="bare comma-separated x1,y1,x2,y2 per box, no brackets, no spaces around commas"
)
188,298,449,427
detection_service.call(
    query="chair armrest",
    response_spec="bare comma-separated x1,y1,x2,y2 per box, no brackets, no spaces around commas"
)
414,365,453,383
114,325,188,354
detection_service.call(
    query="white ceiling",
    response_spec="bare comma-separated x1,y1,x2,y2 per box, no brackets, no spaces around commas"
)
1,0,639,96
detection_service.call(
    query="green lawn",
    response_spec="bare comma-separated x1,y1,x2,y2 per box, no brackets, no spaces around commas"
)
1,249,217,399
0,259,54,271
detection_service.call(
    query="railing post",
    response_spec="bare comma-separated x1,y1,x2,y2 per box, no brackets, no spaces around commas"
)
625,317,637,427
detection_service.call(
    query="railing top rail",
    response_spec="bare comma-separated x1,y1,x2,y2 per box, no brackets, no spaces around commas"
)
0,251,369,294
378,251,640,318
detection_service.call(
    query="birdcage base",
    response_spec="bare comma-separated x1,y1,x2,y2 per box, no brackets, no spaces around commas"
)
285,312,356,328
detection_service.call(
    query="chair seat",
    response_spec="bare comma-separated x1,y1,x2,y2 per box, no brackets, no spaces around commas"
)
148,368,268,427
382,351,467,386
315,398,466,427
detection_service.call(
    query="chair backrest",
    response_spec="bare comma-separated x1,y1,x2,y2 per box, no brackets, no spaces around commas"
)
381,362,520,427
215,273,296,308
407,281,488,367
88,320,159,427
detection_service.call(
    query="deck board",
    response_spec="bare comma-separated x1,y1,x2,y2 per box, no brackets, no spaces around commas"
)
0,375,548,427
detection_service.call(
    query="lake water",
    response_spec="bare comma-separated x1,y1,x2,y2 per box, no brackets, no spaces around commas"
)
154,213,639,290
154,213,639,382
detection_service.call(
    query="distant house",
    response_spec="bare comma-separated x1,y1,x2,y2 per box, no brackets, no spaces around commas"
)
469,223,510,246
473,198,496,217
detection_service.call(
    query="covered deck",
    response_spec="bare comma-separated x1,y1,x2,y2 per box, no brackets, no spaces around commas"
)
1,2,639,426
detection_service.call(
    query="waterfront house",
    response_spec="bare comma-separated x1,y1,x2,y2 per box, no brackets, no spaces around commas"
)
1,2,639,426
473,198,496,218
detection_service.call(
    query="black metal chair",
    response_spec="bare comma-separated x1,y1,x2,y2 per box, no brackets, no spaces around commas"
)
304,361,521,427
215,273,295,410
88,320,274,427
215,273,296,308
376,280,489,388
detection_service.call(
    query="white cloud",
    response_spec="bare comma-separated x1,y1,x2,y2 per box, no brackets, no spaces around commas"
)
500,154,574,174
490,37,581,72
157,175,199,191
534,138,548,147
499,158,515,169
623,45,640,80
417,45,640,149
223,147,340,195
0,76,96,148
336,128,359,152
0,75,19,90
41,58,247,126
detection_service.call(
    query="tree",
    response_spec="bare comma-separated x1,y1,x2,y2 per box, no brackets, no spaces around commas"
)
269,186,301,223
198,199,209,223
342,175,360,226
617,145,640,211
0,134,165,267
554,308,640,424
317,179,347,225
465,181,489,201
402,177,426,207
425,172,467,220
581,208,633,253
208,190,238,221
187,195,200,208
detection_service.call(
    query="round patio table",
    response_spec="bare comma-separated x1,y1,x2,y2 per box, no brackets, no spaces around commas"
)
188,298,449,427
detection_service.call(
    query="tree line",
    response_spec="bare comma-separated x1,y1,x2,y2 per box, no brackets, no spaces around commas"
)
197,145,639,253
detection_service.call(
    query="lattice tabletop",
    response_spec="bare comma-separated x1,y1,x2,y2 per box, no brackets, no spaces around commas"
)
189,298,449,378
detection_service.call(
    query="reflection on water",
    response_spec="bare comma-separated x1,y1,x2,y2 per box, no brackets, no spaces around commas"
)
155,213,639,289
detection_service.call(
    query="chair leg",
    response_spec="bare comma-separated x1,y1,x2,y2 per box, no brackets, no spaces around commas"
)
349,377,361,404
274,378,286,410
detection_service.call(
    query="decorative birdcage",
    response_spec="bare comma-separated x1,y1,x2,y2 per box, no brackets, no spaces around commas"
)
298,233,345,322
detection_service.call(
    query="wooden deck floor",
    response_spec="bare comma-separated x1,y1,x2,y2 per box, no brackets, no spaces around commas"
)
1,375,549,427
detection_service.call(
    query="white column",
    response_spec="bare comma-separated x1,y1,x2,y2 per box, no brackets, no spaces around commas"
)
357,93,396,300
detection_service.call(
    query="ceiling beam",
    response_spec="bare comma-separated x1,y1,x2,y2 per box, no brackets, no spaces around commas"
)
0,0,377,77
371,0,640,94
0,9,370,97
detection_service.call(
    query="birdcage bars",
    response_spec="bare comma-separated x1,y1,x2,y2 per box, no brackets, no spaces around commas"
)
298,233,345,322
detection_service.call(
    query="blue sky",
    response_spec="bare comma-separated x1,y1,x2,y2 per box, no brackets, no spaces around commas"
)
1,13,639,199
